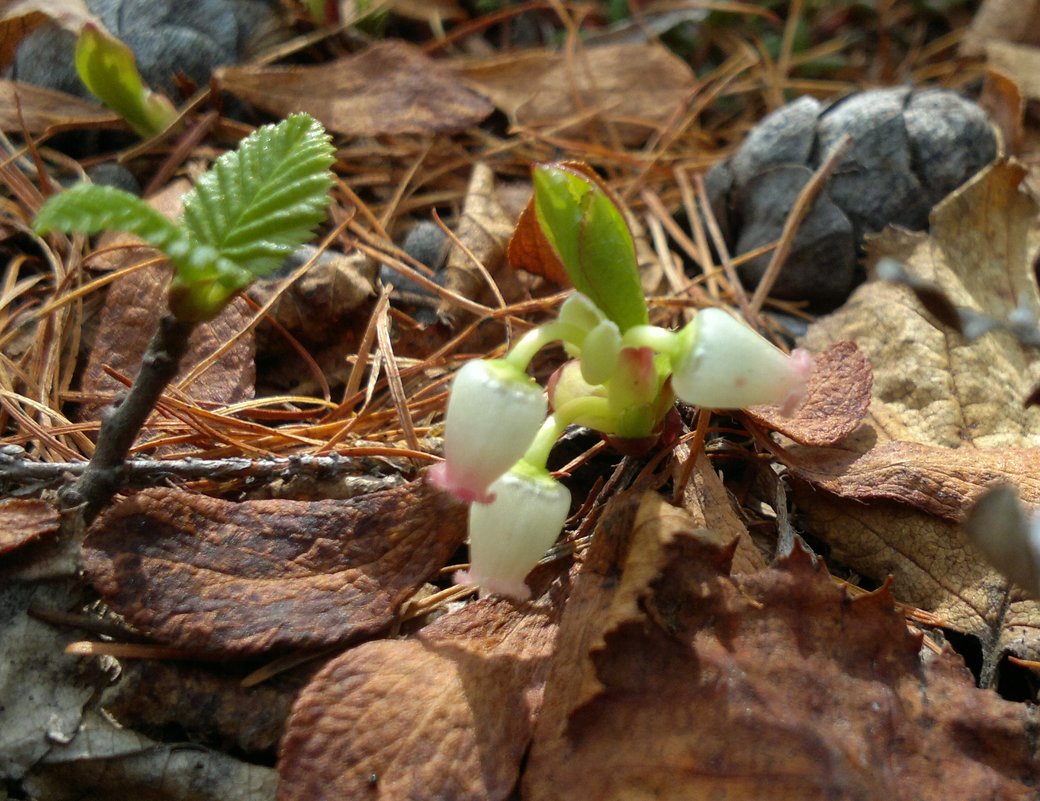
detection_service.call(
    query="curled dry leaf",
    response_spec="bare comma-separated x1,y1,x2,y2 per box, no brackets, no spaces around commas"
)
0,497,59,555
438,162,519,316
83,479,466,654
743,339,873,447
216,41,493,137
525,492,1040,800
778,159,1040,672
278,593,560,801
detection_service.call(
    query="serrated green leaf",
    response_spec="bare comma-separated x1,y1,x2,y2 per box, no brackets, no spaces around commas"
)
35,183,190,256
533,165,648,332
180,113,336,281
74,23,177,139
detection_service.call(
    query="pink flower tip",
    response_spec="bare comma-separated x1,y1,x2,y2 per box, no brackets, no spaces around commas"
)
453,569,532,601
778,348,813,416
427,462,495,504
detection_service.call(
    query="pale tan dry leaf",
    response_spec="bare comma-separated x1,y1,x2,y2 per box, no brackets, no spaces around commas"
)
525,490,1040,800
384,0,466,22
963,0,1040,55
781,159,1040,673
984,41,1040,103
0,79,117,133
454,43,695,147
216,41,493,137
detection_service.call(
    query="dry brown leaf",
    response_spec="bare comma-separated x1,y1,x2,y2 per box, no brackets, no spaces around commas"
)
78,263,255,425
525,492,1040,800
678,449,767,575
102,660,300,757
980,67,1026,156
780,159,1040,673
82,479,467,654
216,41,493,137
743,339,873,447
277,593,559,801
0,497,58,555
248,247,376,345
454,43,695,146
0,80,118,134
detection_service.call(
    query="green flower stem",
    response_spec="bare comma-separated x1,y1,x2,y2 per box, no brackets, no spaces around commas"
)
620,324,679,356
504,321,583,373
63,314,196,523
521,395,613,470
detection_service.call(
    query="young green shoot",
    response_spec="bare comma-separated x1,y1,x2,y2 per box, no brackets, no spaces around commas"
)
34,113,335,521
75,23,178,139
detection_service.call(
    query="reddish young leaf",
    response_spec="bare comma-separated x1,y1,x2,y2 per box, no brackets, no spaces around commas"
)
507,194,571,287
278,592,560,801
508,161,606,287
83,479,466,654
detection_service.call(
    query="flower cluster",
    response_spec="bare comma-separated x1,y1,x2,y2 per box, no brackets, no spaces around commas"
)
431,294,812,601
429,161,813,601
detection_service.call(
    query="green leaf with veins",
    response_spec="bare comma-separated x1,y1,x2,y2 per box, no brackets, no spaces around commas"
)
35,183,185,250
180,113,335,280
533,164,648,332
34,113,336,322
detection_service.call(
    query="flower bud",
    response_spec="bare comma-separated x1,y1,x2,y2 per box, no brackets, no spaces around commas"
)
671,308,812,414
429,359,547,503
459,468,571,600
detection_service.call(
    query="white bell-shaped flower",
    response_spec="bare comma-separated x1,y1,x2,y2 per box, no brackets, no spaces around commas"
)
460,467,571,600
671,308,812,414
429,359,547,503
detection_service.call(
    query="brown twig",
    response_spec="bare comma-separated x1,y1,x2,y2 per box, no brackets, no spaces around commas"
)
61,314,196,522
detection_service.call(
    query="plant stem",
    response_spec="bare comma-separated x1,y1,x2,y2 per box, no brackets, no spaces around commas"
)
522,396,612,470
64,313,196,523
504,321,582,372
